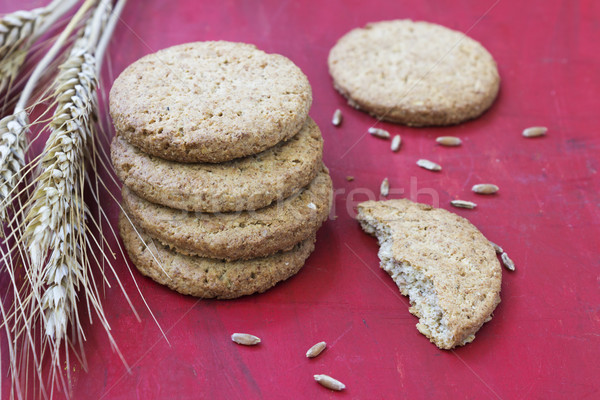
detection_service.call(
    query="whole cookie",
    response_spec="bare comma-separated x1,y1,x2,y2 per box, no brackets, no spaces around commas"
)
110,41,312,163
357,199,502,349
119,213,315,299
328,20,500,126
111,118,323,212
122,167,332,261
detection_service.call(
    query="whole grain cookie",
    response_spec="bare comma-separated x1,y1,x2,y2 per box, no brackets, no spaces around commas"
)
328,20,500,126
357,199,501,349
119,213,315,299
122,167,332,261
111,118,323,212
110,41,312,163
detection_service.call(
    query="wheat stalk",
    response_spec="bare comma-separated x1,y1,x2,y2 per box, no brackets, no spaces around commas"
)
2,0,146,397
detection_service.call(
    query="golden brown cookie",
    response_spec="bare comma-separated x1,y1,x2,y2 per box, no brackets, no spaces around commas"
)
357,199,502,349
110,41,312,163
119,213,315,299
111,118,323,212
328,20,500,126
121,167,332,261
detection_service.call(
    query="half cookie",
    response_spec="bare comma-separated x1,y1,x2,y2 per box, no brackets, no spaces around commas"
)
328,20,500,126
121,167,332,260
111,117,323,212
357,199,501,349
110,41,312,163
119,213,315,299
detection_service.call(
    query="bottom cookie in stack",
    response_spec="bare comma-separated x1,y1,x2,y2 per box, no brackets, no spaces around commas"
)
119,214,317,299
119,166,333,299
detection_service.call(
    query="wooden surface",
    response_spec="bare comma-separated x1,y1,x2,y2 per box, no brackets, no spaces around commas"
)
1,0,599,399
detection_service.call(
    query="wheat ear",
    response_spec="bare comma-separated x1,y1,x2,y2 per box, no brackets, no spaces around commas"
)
23,0,109,344
0,0,79,94
0,0,94,224
0,7,48,59
0,111,27,222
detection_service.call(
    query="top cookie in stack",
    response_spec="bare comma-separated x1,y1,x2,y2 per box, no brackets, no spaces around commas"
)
111,41,312,163
110,41,332,299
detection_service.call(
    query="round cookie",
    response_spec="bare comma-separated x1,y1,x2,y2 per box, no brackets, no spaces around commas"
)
121,167,332,261
119,213,315,299
111,118,323,213
357,199,502,349
110,41,312,163
328,20,500,126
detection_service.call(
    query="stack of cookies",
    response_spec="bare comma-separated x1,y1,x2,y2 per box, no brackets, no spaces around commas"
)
109,41,332,299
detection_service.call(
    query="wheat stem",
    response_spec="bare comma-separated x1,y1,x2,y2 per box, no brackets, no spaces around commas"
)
96,0,128,72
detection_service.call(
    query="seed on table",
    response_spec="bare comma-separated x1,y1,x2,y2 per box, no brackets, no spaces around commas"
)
417,159,442,171
380,177,389,197
345,176,354,182
472,184,499,195
314,374,346,391
306,341,327,358
391,135,402,152
489,241,503,254
450,200,477,209
522,126,547,138
231,333,261,345
501,252,516,271
332,109,342,126
436,136,462,146
368,127,390,139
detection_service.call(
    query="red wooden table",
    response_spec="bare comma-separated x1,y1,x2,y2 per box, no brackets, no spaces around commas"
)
2,0,599,399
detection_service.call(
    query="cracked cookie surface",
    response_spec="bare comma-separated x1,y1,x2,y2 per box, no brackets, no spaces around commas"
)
357,199,502,349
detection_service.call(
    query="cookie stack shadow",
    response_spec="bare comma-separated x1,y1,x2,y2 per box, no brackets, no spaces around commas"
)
109,41,332,299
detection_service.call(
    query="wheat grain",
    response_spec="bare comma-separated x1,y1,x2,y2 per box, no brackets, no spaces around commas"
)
436,136,462,146
391,134,401,152
450,199,477,209
522,126,547,138
331,109,342,126
306,341,327,358
380,177,389,197
489,241,503,254
368,127,390,139
501,252,515,271
472,183,499,194
231,333,261,345
417,159,441,171
314,374,345,391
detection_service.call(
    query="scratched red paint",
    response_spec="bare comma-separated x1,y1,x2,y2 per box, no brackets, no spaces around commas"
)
1,0,599,399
